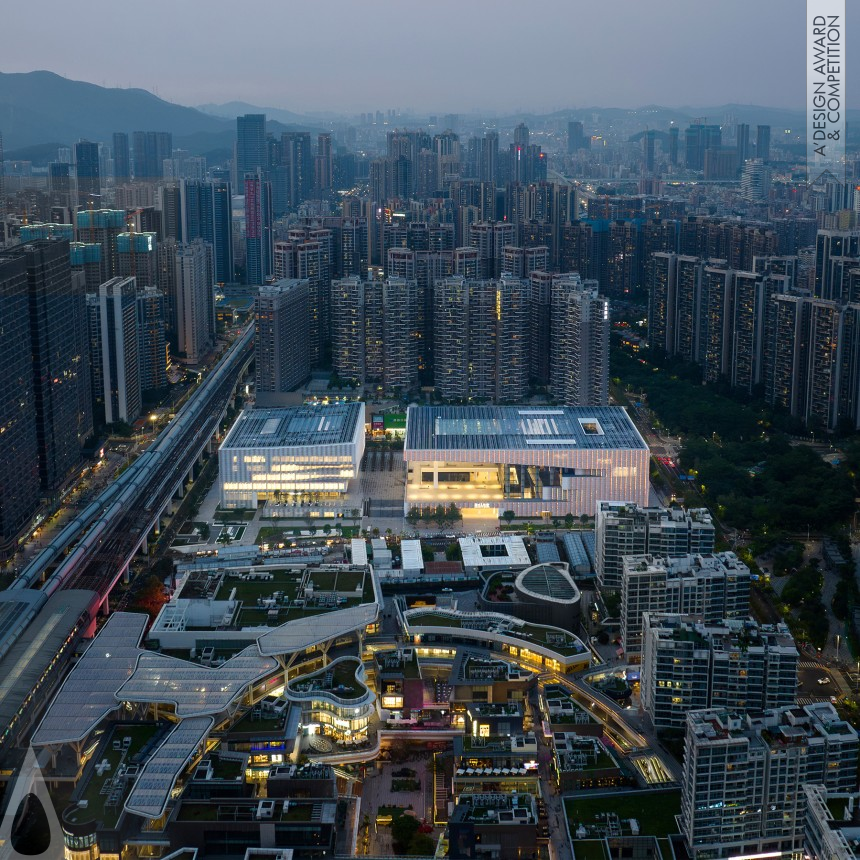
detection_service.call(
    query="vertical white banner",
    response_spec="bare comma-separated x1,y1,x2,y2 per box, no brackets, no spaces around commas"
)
807,0,847,184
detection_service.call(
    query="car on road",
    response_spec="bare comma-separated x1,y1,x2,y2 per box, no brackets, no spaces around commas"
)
817,676,831,685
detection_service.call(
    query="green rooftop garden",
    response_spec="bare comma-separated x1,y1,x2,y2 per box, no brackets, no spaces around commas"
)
216,571,301,604
407,612,464,628
572,840,608,860
406,612,585,655
230,710,287,734
289,658,366,698
208,755,245,780
462,735,516,752
580,750,617,772
236,601,361,628
281,803,314,821
827,797,848,819
175,801,316,822
565,791,681,838
65,724,162,830
377,651,421,679
176,804,221,821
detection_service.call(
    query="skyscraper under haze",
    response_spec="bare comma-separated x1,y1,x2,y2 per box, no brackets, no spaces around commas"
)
567,121,588,153
180,179,234,285
255,280,311,395
95,276,141,425
236,114,267,177
174,241,215,365
684,123,721,171
756,124,771,162
132,131,172,179
736,123,750,164
112,132,130,181
74,140,101,207
136,286,168,394
244,170,273,285
549,274,610,406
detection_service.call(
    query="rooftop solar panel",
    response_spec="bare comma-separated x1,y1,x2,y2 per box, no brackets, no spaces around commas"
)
125,716,214,819
406,406,646,452
221,403,363,449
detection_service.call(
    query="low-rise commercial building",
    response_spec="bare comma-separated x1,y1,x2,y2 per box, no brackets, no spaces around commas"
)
399,604,590,674
804,785,860,860
549,732,627,792
285,656,375,746
447,650,536,707
26,559,382,860
459,535,531,572
478,562,582,633
453,720,541,800
539,684,602,736
448,793,541,860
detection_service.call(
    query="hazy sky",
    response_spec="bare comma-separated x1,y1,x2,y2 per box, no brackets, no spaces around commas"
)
0,0,855,113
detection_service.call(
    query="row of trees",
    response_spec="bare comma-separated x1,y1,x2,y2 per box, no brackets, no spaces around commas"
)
406,504,463,528
501,510,589,529
778,560,829,649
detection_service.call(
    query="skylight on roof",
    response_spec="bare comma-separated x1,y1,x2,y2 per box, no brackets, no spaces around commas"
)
578,419,603,436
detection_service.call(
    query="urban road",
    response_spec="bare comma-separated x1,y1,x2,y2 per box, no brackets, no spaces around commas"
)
65,326,254,597
7,324,254,609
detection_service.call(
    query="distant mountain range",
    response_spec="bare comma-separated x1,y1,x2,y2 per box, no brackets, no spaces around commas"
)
196,100,328,128
0,71,324,161
0,71,228,150
2,70,857,164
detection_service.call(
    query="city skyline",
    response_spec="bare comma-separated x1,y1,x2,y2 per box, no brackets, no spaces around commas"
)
0,6,859,856
1,0,857,114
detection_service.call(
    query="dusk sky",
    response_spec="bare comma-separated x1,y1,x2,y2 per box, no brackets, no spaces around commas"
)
0,0,855,114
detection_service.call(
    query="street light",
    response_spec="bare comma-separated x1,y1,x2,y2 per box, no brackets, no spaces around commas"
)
150,413,158,436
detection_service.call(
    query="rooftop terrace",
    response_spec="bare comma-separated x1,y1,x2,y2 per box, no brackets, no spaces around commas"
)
404,608,588,657
156,565,375,635
376,649,421,679
452,793,537,825
287,657,371,703
65,723,163,830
